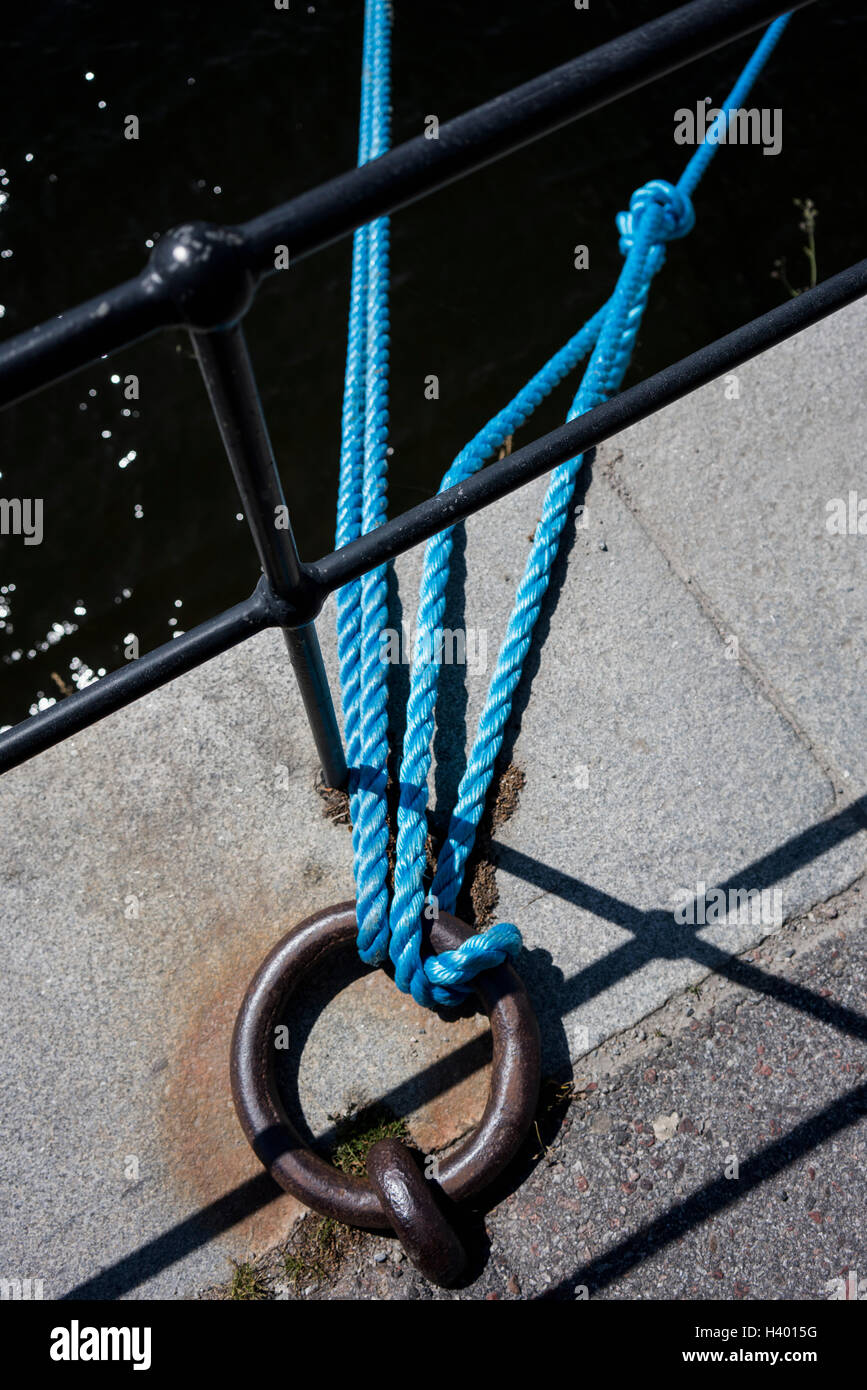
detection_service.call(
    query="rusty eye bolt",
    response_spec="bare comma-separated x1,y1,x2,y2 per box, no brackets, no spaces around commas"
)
230,902,541,1286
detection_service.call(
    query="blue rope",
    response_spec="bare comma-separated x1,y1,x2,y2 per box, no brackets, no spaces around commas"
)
337,0,393,966
337,7,792,1006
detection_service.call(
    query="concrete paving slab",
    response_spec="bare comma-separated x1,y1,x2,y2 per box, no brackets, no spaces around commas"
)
599,294,867,792
0,624,490,1300
0,293,864,1300
446,448,866,1072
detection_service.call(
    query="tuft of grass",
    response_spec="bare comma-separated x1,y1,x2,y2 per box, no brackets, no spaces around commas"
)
533,1076,575,1158
283,1213,361,1290
283,1250,318,1289
331,1104,410,1177
279,1107,408,1295
229,1260,268,1301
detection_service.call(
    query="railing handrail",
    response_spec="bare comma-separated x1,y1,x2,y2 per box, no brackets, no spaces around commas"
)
0,0,813,412
1,0,860,791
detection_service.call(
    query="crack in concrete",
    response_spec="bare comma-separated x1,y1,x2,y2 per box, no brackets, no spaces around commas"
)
599,447,861,821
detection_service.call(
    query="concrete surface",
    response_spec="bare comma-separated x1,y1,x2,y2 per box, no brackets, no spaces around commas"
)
0,296,864,1300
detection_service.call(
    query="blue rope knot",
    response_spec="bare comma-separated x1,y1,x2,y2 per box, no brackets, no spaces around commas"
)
419,921,523,1008
616,179,695,269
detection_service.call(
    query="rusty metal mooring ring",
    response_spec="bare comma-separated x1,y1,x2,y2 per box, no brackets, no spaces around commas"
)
230,902,540,1266
366,1138,467,1286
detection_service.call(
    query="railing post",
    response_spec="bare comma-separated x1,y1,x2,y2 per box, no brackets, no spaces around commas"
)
191,322,348,789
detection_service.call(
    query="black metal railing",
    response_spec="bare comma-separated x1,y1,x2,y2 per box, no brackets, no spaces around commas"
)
0,0,862,786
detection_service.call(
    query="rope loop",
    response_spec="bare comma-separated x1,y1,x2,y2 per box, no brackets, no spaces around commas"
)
335,5,793,1008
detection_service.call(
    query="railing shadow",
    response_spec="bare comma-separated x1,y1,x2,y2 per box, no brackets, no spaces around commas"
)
536,1080,867,1299
497,793,867,1073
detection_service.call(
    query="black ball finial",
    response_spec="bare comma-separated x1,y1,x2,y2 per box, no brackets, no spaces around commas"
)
143,222,258,329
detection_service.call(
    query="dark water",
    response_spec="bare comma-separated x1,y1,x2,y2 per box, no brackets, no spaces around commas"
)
0,0,863,726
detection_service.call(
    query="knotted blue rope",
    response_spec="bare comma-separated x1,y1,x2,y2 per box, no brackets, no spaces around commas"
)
337,7,792,1005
